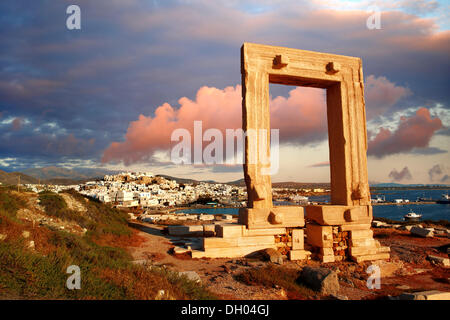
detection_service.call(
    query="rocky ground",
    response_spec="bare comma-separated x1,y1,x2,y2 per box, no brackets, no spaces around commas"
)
127,220,450,300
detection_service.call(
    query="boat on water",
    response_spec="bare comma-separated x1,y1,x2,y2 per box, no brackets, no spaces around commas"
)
371,195,386,203
417,194,433,202
404,211,422,221
436,193,450,204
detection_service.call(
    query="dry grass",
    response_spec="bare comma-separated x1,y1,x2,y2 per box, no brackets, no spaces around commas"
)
92,228,147,249
235,265,317,300
0,188,217,300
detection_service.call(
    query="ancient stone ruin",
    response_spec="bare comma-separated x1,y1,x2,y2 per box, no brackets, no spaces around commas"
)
192,43,390,263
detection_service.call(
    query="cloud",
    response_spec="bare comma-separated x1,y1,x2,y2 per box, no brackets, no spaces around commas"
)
389,166,413,182
410,146,447,155
364,75,411,120
102,85,327,165
441,174,450,183
0,130,96,159
368,107,443,158
0,0,449,174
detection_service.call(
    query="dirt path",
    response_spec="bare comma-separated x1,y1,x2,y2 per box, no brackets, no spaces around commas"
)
127,222,286,300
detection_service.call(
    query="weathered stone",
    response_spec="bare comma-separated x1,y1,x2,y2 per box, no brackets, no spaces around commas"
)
0,233,6,241
168,225,203,236
192,245,277,259
399,290,450,300
427,255,450,267
410,226,434,238
262,248,284,264
306,205,372,226
372,221,388,228
298,267,340,296
215,224,244,238
22,231,30,238
178,271,201,283
291,229,304,250
199,214,214,221
173,246,190,254
203,235,274,248
243,227,286,237
188,43,389,262
239,206,304,229
202,224,216,236
319,254,336,263
289,250,311,261
306,224,333,248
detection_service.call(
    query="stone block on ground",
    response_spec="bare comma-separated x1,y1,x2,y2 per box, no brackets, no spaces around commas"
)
191,245,277,259
215,224,244,238
372,221,388,228
262,248,284,264
289,250,311,261
427,255,450,267
351,252,390,263
202,224,216,237
298,266,340,296
173,246,191,254
168,225,203,236
239,206,304,229
178,271,201,283
410,226,434,238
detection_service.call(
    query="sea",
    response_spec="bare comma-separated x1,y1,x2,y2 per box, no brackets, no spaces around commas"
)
175,189,450,222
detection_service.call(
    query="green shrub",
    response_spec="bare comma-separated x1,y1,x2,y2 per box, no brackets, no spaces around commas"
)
0,188,26,222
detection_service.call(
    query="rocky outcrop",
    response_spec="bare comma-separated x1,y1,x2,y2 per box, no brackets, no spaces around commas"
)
298,266,340,296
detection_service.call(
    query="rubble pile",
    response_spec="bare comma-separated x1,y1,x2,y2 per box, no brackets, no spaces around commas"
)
332,227,349,262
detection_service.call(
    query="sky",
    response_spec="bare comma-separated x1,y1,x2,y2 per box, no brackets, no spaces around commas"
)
0,0,449,184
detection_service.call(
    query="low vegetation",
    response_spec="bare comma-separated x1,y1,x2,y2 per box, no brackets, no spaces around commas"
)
0,187,216,300
235,265,316,300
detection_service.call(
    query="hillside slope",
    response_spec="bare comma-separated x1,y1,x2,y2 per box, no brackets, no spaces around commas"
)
0,187,215,300
0,170,38,185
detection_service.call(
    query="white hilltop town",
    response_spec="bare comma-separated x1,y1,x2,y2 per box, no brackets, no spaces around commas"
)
25,171,248,209
23,171,329,214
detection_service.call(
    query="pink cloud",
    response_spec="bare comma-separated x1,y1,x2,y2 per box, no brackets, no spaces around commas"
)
364,75,411,119
102,85,326,165
368,107,442,158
